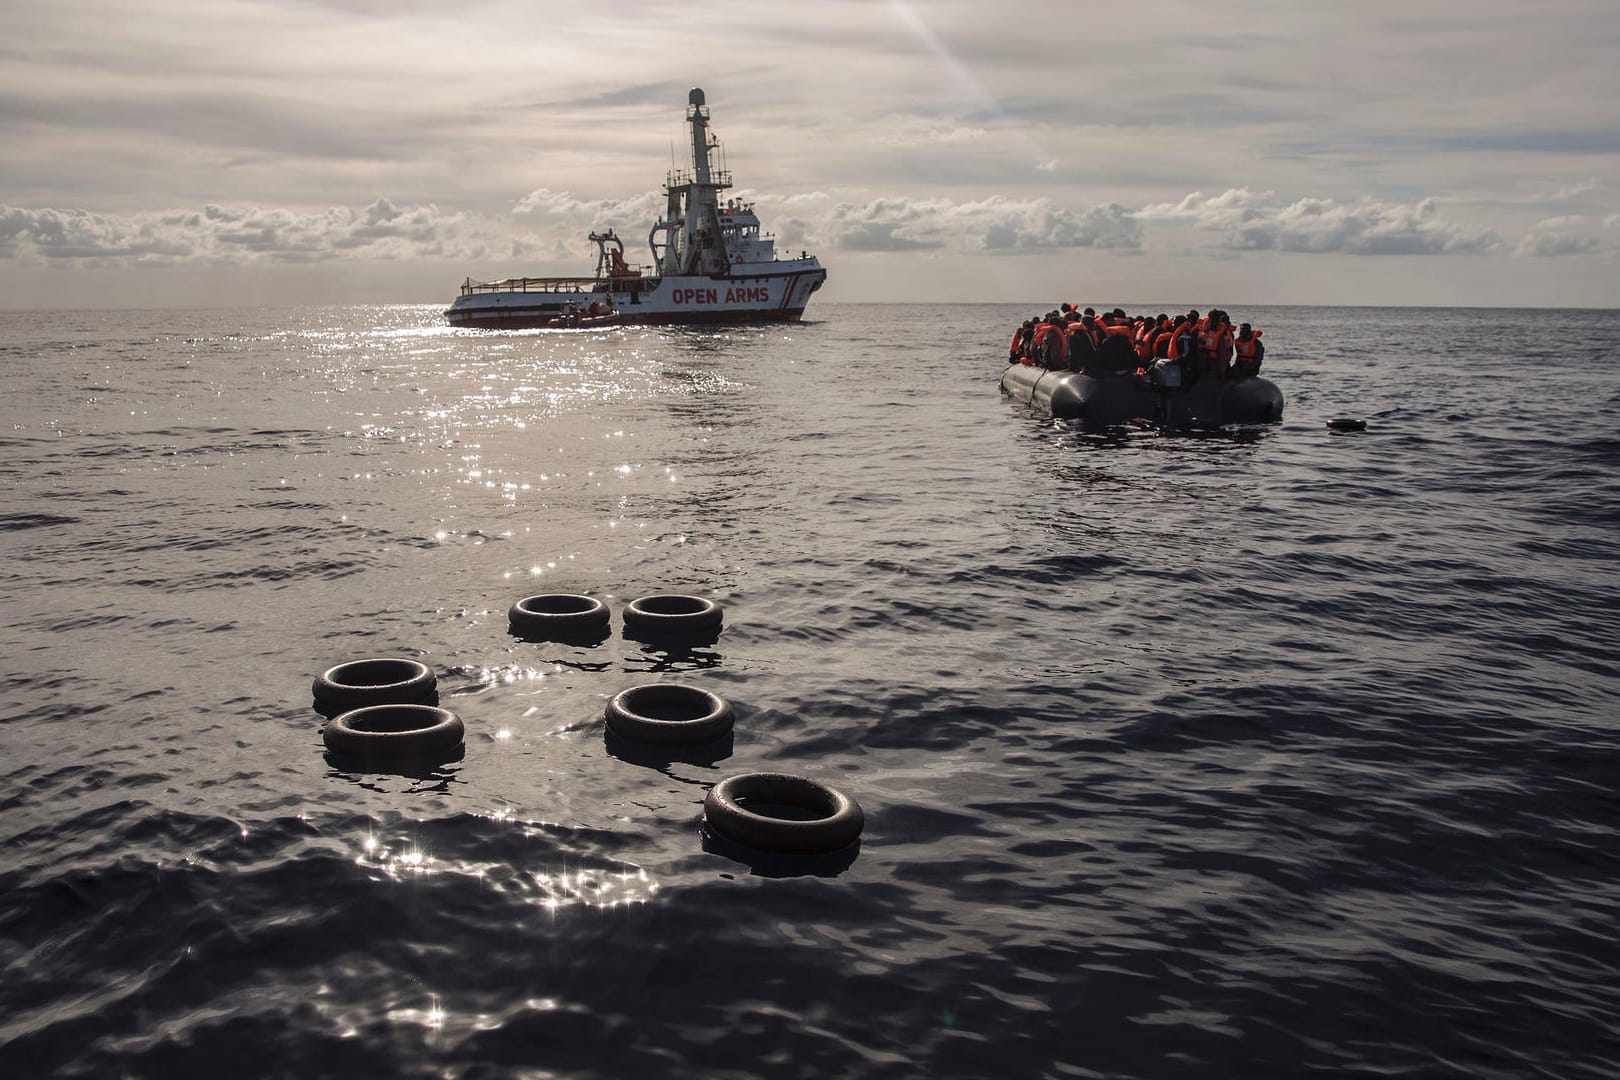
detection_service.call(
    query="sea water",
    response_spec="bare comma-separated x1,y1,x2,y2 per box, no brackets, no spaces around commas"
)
2,302,1617,1078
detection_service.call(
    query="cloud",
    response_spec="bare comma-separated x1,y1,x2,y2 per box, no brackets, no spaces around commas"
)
0,199,495,265
512,187,664,225
6,183,1601,276
819,195,1142,253
1534,178,1601,203
1139,189,1505,255
1515,217,1602,256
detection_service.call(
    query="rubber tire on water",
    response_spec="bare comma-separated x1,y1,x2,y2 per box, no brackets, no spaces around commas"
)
508,593,611,635
605,684,734,745
312,658,437,708
623,594,723,636
703,772,864,855
322,704,465,760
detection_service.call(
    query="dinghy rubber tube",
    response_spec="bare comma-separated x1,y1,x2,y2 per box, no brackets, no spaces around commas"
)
1000,364,1284,424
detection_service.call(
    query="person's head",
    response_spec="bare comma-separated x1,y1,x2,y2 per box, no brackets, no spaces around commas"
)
1083,307,1095,317
1238,322,1252,338
1188,310,1200,321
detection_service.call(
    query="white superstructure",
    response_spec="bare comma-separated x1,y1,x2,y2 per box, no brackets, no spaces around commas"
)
447,88,826,329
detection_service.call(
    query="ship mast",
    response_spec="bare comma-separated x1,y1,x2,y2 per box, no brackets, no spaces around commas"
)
655,87,732,277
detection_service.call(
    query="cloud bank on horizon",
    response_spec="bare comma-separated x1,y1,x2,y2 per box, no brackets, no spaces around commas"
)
2,0,1616,307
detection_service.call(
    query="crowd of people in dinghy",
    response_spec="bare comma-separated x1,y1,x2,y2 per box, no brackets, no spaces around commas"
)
1009,305,1265,384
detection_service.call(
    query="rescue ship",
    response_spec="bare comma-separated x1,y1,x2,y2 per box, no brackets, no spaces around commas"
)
446,88,826,329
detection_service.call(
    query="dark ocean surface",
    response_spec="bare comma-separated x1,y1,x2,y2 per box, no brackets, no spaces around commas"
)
2,302,1617,1079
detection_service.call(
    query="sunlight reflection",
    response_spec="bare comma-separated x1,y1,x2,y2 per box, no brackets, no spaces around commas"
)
354,817,660,911
386,996,448,1030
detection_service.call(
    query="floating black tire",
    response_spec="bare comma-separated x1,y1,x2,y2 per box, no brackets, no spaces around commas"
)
703,773,864,855
322,704,465,760
1327,418,1367,431
605,684,734,745
508,593,610,636
623,594,723,636
312,658,437,708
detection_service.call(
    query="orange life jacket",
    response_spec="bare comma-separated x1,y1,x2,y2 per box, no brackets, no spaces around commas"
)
1031,322,1066,367
1027,323,1052,365
1043,325,1068,367
1134,325,1157,360
1196,323,1232,364
1234,329,1262,362
1068,322,1101,351
1152,327,1177,359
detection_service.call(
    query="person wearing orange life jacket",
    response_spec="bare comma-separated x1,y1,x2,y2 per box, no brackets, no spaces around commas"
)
1231,323,1265,377
1170,313,1199,381
1194,315,1220,378
1212,310,1235,377
1153,311,1193,372
1030,311,1068,370
1041,315,1069,369
1077,319,1102,370
1010,318,1036,364
1101,314,1134,345
1152,316,1181,360
1084,314,1105,351
1192,308,1232,378
1062,315,1095,372
1093,315,1139,375
1027,314,1054,367
1134,317,1159,363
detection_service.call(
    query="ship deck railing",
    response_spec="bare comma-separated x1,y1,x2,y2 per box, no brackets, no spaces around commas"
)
458,275,661,296
458,276,597,296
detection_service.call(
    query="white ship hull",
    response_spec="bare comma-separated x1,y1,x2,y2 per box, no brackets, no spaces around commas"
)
446,261,825,330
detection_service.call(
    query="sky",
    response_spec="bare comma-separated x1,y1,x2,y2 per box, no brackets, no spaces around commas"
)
2,0,1618,309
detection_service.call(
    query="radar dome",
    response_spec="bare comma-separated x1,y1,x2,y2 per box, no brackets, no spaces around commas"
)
688,88,706,107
